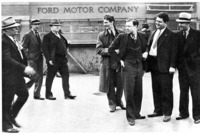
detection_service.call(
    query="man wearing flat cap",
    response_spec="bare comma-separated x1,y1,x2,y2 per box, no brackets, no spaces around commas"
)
175,12,200,124
22,17,44,100
42,19,76,100
2,16,36,133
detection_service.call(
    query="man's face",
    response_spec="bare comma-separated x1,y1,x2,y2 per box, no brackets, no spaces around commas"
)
178,22,190,31
155,17,166,30
6,27,20,36
125,21,137,34
32,24,40,31
103,19,113,29
51,25,61,33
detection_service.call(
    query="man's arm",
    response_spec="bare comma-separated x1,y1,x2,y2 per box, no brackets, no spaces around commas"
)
96,33,110,56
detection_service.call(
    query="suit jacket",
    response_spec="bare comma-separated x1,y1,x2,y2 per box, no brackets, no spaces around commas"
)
42,31,69,64
108,32,148,68
2,33,27,86
176,28,200,76
22,30,43,61
146,28,178,73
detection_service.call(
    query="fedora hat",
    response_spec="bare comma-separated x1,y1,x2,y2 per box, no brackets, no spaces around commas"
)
49,19,61,26
2,16,20,30
31,17,41,25
176,12,192,23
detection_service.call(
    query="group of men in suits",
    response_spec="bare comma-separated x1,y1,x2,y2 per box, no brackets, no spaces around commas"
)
2,17,76,133
98,12,200,126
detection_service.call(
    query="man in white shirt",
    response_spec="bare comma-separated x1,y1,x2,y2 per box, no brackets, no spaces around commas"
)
146,12,178,122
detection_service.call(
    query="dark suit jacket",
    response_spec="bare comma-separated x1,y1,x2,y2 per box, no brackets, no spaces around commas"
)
108,32,148,70
2,33,27,86
176,28,200,76
22,30,43,61
147,28,178,73
42,31,69,64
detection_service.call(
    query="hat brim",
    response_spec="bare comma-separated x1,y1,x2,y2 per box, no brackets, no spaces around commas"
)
49,24,61,26
176,19,191,23
31,22,41,25
2,23,20,30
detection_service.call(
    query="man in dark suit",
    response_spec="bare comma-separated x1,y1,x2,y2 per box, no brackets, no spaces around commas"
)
2,16,36,133
42,19,76,100
146,12,178,122
109,18,148,126
175,12,200,124
22,17,44,100
96,14,125,113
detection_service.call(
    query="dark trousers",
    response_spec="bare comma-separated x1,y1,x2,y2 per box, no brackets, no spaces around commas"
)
151,72,174,116
107,68,123,106
178,67,200,120
2,79,29,130
26,56,43,97
123,61,143,121
148,56,174,116
45,63,70,98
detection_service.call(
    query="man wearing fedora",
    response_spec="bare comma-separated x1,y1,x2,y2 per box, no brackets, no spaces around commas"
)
22,17,44,100
42,19,76,100
175,12,200,124
2,16,36,133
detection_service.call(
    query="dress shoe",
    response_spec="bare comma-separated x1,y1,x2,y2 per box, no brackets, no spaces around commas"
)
176,116,189,120
136,115,146,119
46,96,56,100
65,95,76,99
34,96,45,100
109,105,116,113
194,119,200,124
3,128,19,133
109,104,116,113
128,121,135,126
148,112,163,118
10,118,21,128
117,102,126,110
163,116,171,122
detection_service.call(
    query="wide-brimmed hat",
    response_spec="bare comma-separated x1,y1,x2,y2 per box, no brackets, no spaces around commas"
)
2,16,20,30
176,12,192,23
49,19,61,26
31,17,41,25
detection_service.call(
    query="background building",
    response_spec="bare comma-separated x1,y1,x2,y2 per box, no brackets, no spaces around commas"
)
2,2,200,74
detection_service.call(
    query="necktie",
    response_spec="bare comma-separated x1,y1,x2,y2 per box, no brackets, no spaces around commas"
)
183,31,187,39
152,29,161,49
14,38,23,59
35,30,41,43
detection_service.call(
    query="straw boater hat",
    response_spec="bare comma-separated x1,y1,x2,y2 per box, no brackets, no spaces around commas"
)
49,19,61,26
31,17,41,25
176,12,192,23
2,16,20,30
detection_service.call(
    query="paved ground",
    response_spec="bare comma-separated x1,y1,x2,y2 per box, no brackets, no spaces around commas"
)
4,72,200,134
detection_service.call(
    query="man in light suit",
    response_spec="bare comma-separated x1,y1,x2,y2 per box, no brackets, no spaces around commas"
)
175,12,200,124
42,19,76,100
109,18,148,126
146,12,178,122
22,17,44,100
2,16,36,133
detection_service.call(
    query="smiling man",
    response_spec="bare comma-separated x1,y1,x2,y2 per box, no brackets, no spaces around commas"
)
146,12,178,122
96,14,125,113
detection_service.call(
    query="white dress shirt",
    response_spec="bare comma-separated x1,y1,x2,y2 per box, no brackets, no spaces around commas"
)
149,27,166,57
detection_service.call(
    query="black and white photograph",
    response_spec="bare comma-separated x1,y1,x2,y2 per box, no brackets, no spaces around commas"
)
1,0,200,134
